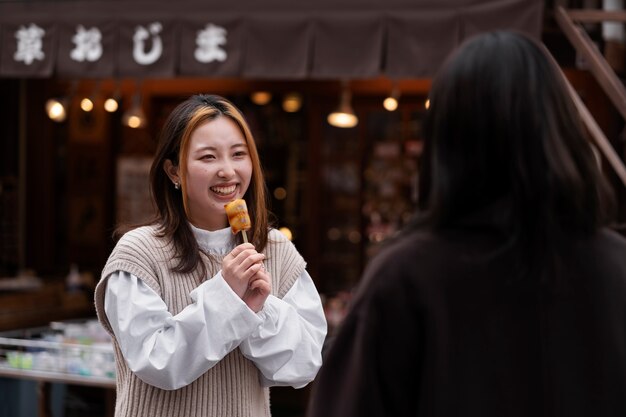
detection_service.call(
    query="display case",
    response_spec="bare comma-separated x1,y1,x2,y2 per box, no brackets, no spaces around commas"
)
0,319,115,388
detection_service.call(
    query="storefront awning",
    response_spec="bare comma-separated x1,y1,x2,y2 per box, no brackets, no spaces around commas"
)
0,0,543,79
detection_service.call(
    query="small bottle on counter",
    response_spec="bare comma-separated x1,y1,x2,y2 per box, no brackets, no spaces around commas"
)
66,263,82,293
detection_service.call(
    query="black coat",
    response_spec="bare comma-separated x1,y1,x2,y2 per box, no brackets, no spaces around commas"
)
307,227,626,417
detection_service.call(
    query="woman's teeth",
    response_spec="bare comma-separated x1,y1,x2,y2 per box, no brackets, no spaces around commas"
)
211,185,236,195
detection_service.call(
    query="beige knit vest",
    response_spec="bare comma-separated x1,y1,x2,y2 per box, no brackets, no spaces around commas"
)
94,226,306,417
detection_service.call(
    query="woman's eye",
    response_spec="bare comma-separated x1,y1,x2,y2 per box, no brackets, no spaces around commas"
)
201,154,215,161
233,151,247,158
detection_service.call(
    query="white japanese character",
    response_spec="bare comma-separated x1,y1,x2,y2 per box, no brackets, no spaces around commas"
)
70,25,103,62
14,23,45,65
195,23,227,63
133,22,163,65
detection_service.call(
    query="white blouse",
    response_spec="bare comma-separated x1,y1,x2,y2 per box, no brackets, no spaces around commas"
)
103,226,327,391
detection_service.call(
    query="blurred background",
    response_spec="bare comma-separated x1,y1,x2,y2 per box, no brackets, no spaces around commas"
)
0,0,625,416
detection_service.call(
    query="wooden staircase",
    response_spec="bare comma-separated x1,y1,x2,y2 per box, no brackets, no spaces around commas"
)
554,6,626,187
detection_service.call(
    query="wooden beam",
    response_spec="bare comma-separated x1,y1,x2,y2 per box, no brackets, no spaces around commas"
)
568,9,626,23
555,6,626,121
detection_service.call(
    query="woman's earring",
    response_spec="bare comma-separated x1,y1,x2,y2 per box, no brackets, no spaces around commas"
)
174,182,180,190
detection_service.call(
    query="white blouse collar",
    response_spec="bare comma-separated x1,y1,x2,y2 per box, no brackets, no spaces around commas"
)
190,224,235,255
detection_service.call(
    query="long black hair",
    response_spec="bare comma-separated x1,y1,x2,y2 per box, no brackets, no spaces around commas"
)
415,31,614,278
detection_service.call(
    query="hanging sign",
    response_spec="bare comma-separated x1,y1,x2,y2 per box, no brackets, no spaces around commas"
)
0,22,57,77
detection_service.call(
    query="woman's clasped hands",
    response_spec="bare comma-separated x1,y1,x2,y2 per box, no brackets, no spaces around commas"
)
222,243,271,313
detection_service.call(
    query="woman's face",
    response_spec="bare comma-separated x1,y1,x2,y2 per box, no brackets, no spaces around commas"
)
183,116,253,231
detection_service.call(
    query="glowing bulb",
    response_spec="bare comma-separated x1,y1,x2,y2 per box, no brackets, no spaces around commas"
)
425,99,431,109
80,98,94,112
383,96,398,111
278,227,293,241
328,84,358,128
273,187,287,200
104,98,119,112
251,91,272,105
122,94,146,128
282,93,302,112
127,115,142,128
348,230,361,243
45,99,67,122
327,112,358,128
49,102,65,118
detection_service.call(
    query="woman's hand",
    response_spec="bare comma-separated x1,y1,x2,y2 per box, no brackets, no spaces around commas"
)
222,243,265,299
243,266,272,313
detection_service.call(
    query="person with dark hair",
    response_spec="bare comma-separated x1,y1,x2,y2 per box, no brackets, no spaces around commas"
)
307,31,626,417
94,94,327,417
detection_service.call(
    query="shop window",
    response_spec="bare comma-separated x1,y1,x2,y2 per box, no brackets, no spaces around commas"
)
315,96,426,297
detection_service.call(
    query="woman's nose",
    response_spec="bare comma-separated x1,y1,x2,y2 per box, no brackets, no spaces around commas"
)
217,161,235,178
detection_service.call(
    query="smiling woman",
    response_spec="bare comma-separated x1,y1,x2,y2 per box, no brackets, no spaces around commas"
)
92,94,327,417
151,95,268,264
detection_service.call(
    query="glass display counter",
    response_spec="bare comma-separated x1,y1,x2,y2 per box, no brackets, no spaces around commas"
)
0,318,115,388
0,319,115,417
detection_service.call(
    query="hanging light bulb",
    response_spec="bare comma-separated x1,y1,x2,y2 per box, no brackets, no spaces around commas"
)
45,98,68,122
282,92,302,113
383,96,398,111
104,81,121,113
327,81,358,128
383,83,400,112
251,91,272,105
122,85,146,129
273,187,287,200
80,97,94,112
122,99,146,128
80,80,102,112
124,110,145,128
45,80,77,123
104,97,119,113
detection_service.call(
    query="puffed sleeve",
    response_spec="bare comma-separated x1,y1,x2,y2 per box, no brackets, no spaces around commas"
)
238,269,327,388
